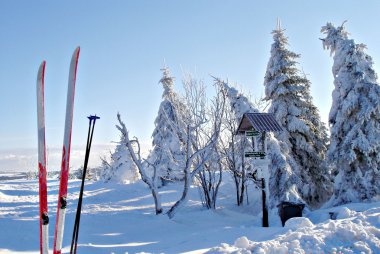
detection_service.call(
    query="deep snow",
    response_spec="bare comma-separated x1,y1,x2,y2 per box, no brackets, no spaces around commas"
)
0,172,379,253
209,204,380,253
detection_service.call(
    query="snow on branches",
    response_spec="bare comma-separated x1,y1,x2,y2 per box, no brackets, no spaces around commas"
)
264,25,332,207
321,22,380,206
116,73,226,218
149,67,187,183
167,75,226,218
99,140,139,184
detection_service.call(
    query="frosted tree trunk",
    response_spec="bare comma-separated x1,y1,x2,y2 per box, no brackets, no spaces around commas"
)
167,157,191,218
117,113,163,215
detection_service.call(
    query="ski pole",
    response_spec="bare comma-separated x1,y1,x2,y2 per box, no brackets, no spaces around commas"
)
70,115,100,254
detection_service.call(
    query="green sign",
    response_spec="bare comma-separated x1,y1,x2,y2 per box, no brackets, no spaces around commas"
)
245,151,266,158
245,130,260,137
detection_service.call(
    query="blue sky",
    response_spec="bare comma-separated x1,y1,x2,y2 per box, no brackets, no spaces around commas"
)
1,1,380,170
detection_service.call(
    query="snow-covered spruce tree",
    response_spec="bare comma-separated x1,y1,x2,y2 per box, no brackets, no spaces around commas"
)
100,140,139,183
99,156,112,181
222,81,303,208
321,22,380,206
264,25,332,207
148,67,187,183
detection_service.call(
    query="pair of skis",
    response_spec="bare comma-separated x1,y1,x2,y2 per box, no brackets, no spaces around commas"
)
37,47,80,254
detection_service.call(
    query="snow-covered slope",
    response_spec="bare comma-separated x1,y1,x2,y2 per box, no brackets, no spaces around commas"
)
0,172,379,253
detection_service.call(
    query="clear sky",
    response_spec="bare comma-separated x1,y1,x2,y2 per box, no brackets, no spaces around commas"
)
1,1,380,170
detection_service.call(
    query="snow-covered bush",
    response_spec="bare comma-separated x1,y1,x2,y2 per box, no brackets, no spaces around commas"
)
100,140,139,184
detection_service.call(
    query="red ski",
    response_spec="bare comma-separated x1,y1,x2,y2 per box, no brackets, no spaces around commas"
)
37,61,49,254
53,47,80,254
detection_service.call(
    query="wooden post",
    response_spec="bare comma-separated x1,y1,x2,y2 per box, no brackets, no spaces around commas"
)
262,178,269,227
262,132,267,153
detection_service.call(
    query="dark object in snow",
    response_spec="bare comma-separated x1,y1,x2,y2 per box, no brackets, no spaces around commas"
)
278,201,305,227
262,178,269,227
329,212,337,220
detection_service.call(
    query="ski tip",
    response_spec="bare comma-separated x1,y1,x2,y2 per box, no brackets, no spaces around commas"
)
69,47,80,81
73,46,80,58
37,61,46,83
70,47,80,65
38,61,46,75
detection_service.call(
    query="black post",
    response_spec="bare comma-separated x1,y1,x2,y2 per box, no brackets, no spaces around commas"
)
262,178,269,227
70,115,100,254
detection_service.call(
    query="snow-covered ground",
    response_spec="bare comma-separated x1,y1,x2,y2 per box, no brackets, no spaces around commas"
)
0,172,379,253
209,204,380,254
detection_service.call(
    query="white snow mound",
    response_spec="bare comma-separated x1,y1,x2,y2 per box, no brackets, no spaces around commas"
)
284,217,314,229
234,236,250,249
336,207,356,219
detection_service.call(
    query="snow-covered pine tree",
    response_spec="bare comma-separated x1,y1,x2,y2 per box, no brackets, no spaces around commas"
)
321,22,380,206
99,156,112,181
100,140,139,184
222,81,303,208
148,67,187,183
264,24,332,207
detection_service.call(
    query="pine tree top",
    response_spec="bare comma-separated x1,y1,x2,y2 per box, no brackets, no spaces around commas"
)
321,21,380,125
159,66,175,98
321,22,350,56
265,26,307,101
271,26,288,48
